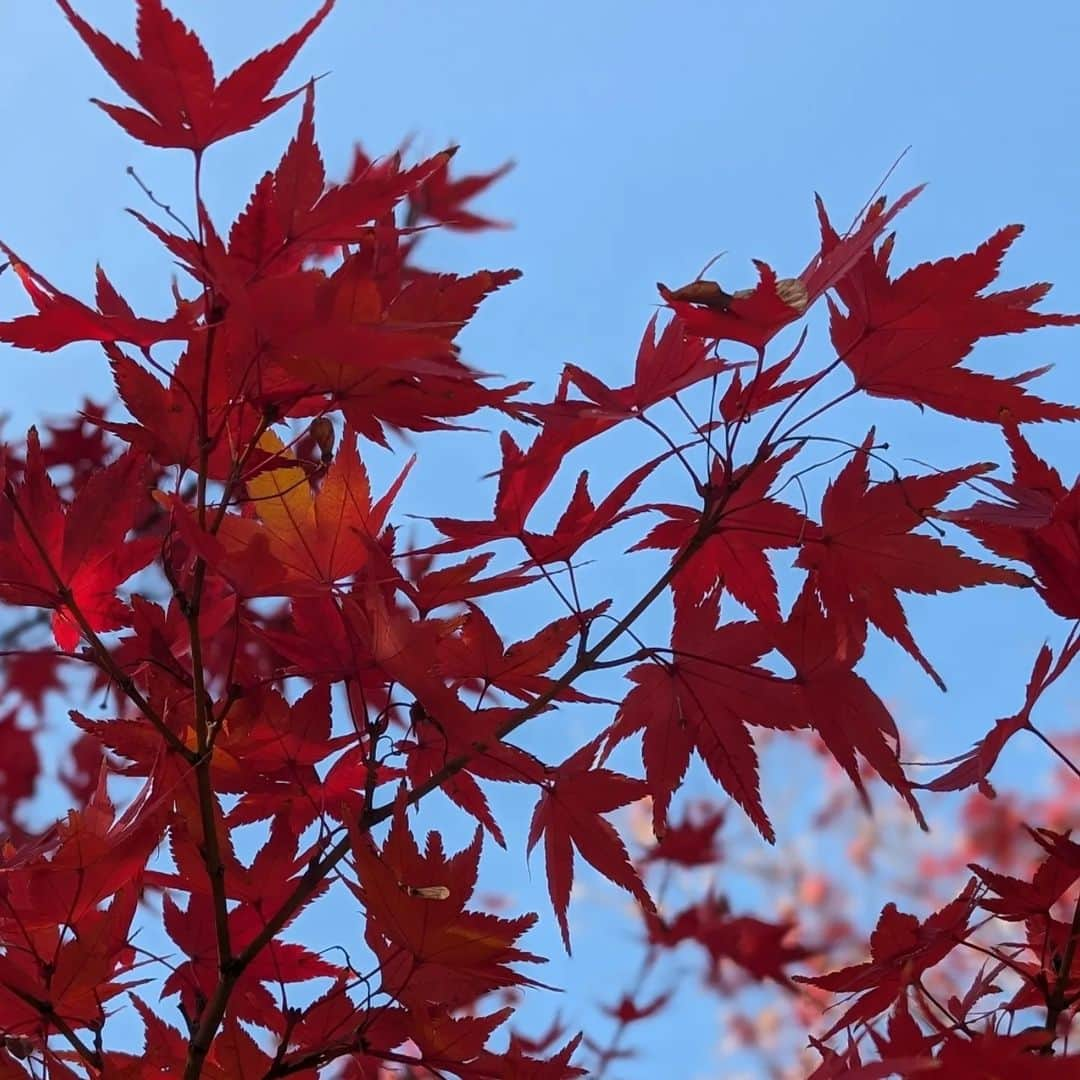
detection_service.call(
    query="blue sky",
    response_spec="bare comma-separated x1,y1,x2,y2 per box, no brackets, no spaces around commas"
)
1,2,1079,1076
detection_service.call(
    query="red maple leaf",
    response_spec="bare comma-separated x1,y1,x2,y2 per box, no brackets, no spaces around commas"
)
630,442,807,621
438,602,607,704
640,804,725,867
920,637,1080,794
0,251,191,353
794,880,978,1038
168,429,409,597
970,826,1080,920
770,582,926,827
527,737,656,952
944,423,1080,617
830,224,1080,421
604,588,786,840
350,809,544,1008
56,0,334,151
657,895,816,989
409,157,514,231
0,429,156,649
795,431,1026,688
657,187,922,350
560,316,726,419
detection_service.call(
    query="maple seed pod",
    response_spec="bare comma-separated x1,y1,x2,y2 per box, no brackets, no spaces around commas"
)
310,417,336,463
403,884,451,901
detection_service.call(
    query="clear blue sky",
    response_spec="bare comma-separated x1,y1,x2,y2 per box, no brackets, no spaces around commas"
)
1,2,1078,1076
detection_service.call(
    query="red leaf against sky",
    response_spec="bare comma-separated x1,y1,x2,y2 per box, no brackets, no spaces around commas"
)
795,431,1026,688
527,738,655,952
340,584,546,841
944,423,1080,617
1027,481,1080,617
717,329,817,424
771,582,926,828
159,815,340,1029
395,550,538,618
560,316,726,419
0,250,190,353
225,85,470,280
829,224,1080,421
927,1032,1080,1078
919,637,1080,794
658,187,921,350
941,422,1066,561
794,880,978,1039
2,650,64,719
350,810,544,1009
604,588,783,840
409,156,514,231
518,457,662,566
168,429,409,597
631,442,806,621
640,804,725,867
657,896,816,989
438,602,607,704
105,342,264,475
428,428,570,553
56,0,334,151
0,709,40,833
970,826,1080,921
0,429,156,649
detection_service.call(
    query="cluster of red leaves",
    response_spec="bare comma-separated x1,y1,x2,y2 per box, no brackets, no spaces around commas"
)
0,1,1078,1077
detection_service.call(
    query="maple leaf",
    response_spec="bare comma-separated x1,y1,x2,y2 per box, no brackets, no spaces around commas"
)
104,343,253,474
657,187,922,349
409,156,514,231
519,456,663,567
395,550,538,618
56,0,334,151
770,582,926,826
1,650,64,719
604,588,786,839
794,880,978,1038
340,583,546,811
717,329,818,424
472,1033,587,1079
0,776,166,1035
427,428,563,553
0,429,156,649
919,639,1080,793
167,428,409,597
657,895,817,989
224,86,470,283
795,431,1027,688
941,421,1067,560
0,250,190,353
830,223,1080,421
943,423,1080,617
929,1031,1080,1077
630,443,806,621
349,810,544,1008
0,710,39,830
560,316,726,419
527,737,655,952
200,683,355,799
159,816,340,1027
1026,481,1080,618
640,804,725,867
970,826,1080,920
438,602,608,704
0,881,144,1035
